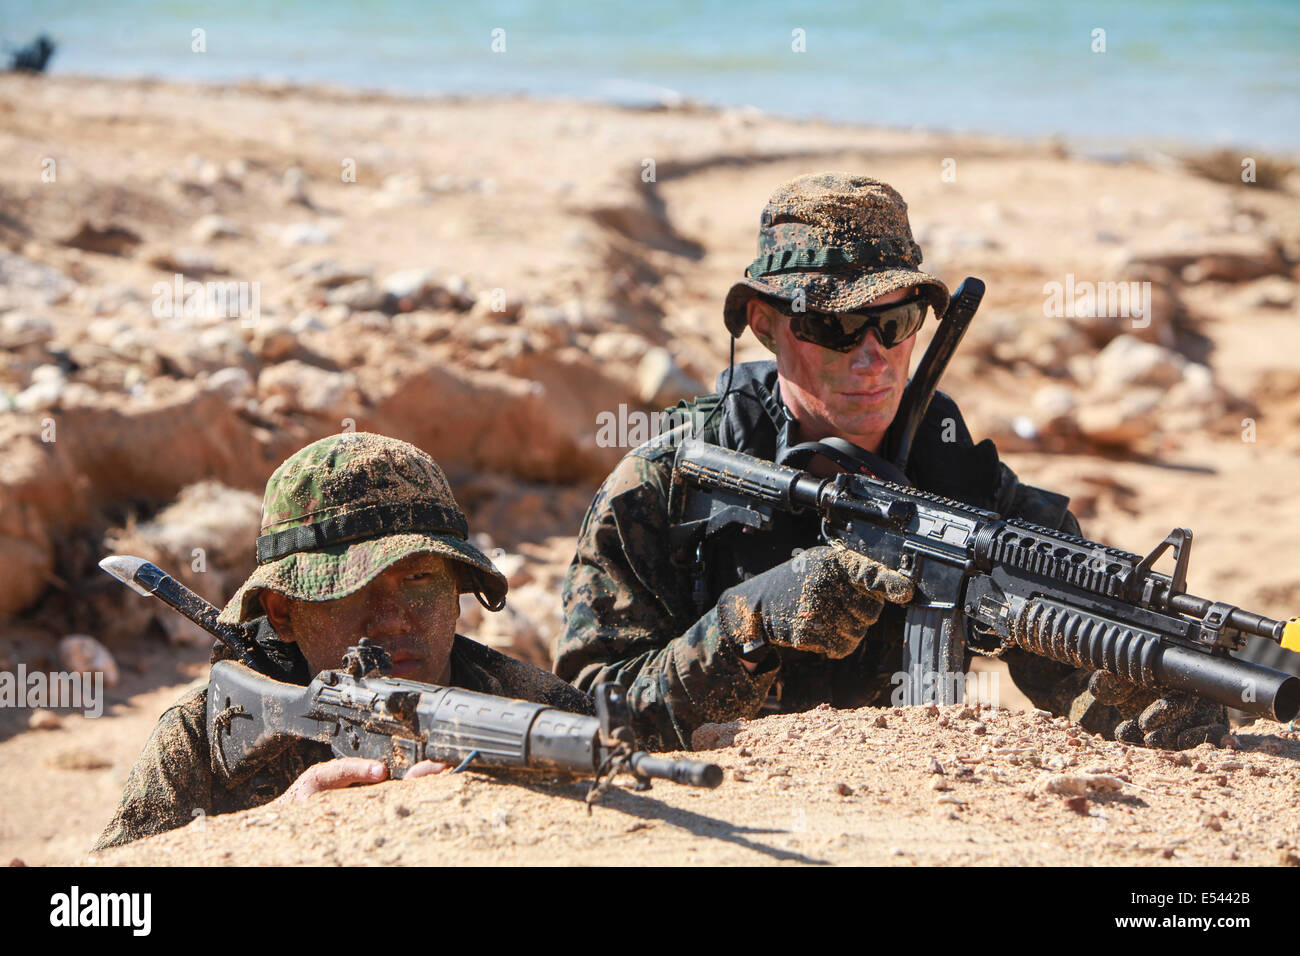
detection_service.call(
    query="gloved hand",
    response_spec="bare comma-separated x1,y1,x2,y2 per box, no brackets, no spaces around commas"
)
716,542,913,660
1085,670,1229,750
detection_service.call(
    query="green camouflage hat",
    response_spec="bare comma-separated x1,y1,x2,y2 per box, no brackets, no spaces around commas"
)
723,173,950,338
216,432,507,626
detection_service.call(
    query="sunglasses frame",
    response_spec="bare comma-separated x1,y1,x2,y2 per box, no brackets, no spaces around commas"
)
759,291,929,352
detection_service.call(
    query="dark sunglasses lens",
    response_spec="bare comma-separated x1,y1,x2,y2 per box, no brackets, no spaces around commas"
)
870,301,926,347
790,310,857,351
788,299,927,350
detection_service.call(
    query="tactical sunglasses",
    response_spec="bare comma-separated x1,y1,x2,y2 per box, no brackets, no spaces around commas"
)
763,292,929,351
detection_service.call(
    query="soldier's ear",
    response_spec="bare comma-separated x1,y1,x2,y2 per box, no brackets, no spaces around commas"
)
746,299,777,353
260,590,296,641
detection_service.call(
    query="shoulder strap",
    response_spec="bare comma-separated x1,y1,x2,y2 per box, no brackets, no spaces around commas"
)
666,393,723,446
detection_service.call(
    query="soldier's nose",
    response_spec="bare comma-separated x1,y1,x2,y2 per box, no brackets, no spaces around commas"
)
364,598,411,638
848,331,888,372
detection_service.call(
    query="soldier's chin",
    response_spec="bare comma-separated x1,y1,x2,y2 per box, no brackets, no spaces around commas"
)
825,408,893,440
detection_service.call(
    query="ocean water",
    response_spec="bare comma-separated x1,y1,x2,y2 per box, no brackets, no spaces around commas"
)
3,0,1298,150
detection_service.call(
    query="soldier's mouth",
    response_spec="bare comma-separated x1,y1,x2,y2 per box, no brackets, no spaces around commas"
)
839,384,893,399
386,649,425,677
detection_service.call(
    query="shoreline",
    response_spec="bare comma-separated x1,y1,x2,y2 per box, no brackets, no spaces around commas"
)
13,70,1300,165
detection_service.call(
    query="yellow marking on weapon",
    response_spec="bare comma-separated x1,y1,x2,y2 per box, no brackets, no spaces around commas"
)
1283,618,1300,654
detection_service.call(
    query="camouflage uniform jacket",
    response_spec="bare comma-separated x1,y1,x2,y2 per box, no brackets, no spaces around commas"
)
93,624,592,851
556,360,1091,751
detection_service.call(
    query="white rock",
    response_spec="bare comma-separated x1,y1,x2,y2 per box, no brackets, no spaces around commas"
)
0,312,55,348
13,375,65,412
637,348,705,407
382,171,426,196
196,327,254,365
87,318,133,345
258,360,358,416
1011,416,1038,440
60,382,100,407
109,328,155,361
285,258,372,288
290,312,326,334
191,214,242,243
207,366,254,400
0,252,74,309
490,552,531,587
382,267,438,300
588,331,651,363
1032,385,1078,421
280,223,332,247
28,709,62,730
57,634,120,688
1092,334,1186,391
1236,276,1296,310
1167,363,1220,410
328,279,388,312
319,304,352,327
1076,389,1164,445
195,160,222,186
145,246,219,276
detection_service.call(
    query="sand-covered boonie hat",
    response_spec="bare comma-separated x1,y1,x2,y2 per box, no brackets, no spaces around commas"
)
217,432,507,625
723,172,950,337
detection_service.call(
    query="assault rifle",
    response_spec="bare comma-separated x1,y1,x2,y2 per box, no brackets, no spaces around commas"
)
99,555,722,802
671,440,1300,719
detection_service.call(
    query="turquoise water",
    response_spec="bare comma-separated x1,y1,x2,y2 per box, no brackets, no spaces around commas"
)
3,0,1298,149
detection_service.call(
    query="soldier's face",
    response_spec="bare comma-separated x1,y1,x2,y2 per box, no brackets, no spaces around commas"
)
748,287,918,451
263,552,461,684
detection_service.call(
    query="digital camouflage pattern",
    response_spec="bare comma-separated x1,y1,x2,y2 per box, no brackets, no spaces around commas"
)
217,432,508,625
557,361,1096,752
722,173,950,337
92,631,593,851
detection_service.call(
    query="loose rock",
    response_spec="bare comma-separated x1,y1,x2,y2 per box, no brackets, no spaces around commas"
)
56,635,120,688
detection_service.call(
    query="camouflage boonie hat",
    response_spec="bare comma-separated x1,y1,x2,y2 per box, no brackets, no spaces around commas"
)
723,172,950,338
216,432,507,626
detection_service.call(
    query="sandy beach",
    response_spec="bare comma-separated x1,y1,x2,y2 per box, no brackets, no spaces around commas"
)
1,73,1298,866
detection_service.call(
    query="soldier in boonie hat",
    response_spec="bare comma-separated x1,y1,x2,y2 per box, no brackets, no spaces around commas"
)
721,172,949,339
95,431,592,852
217,430,507,627
556,170,1227,757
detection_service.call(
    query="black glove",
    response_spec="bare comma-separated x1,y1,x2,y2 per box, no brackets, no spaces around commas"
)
716,542,913,660
1086,670,1229,750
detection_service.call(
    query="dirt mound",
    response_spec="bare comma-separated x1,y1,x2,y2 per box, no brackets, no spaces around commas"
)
89,703,1300,867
